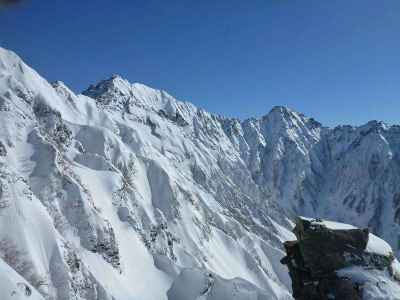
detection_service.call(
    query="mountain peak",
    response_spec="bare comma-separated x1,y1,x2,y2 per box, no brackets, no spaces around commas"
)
51,80,77,102
82,74,131,99
81,75,189,115
262,105,303,124
270,105,291,113
364,120,388,130
263,105,323,129
265,105,300,119
2,45,400,300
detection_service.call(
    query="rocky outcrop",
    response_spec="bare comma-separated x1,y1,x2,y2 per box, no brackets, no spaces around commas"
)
281,217,400,300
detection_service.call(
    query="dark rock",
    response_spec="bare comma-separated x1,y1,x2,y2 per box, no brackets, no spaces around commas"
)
293,218,369,276
158,109,188,127
117,206,131,222
0,141,6,156
281,217,394,300
146,117,161,138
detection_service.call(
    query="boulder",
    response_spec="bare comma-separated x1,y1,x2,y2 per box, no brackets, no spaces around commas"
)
281,217,397,300
293,217,369,276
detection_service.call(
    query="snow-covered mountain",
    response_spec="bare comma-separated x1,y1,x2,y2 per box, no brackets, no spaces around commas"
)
0,46,399,299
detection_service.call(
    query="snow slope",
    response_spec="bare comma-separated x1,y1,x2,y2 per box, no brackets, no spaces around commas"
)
223,107,400,258
0,258,45,300
0,47,293,299
1,46,400,299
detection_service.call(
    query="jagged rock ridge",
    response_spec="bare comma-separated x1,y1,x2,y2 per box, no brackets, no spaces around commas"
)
0,46,399,299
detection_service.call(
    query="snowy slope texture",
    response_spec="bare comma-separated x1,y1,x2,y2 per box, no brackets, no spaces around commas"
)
1,45,400,300
0,47,294,299
222,106,400,258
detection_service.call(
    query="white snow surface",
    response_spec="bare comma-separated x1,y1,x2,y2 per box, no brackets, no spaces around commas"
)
0,258,45,300
0,47,293,299
0,46,400,299
337,266,400,300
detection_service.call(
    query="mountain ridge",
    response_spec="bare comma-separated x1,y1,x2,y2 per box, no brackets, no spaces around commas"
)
1,46,400,299
82,73,394,132
0,46,293,299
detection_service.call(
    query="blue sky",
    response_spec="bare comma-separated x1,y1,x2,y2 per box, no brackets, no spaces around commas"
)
1,0,399,126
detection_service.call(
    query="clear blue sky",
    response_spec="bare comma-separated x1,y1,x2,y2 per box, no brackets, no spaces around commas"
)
1,0,399,126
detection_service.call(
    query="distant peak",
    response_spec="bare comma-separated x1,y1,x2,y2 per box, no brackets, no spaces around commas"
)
82,74,132,102
81,75,181,111
365,120,387,129
359,120,389,134
82,75,159,99
51,80,68,88
270,105,291,113
100,74,130,88
88,73,128,86
51,80,73,94
110,73,122,80
260,105,323,131
105,74,130,86
264,105,298,120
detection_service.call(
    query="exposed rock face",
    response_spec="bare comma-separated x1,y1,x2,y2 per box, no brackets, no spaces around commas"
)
223,113,400,258
282,217,400,300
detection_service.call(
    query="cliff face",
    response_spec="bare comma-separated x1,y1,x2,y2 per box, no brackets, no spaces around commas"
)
224,114,400,259
281,217,400,300
2,45,400,299
0,47,293,300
